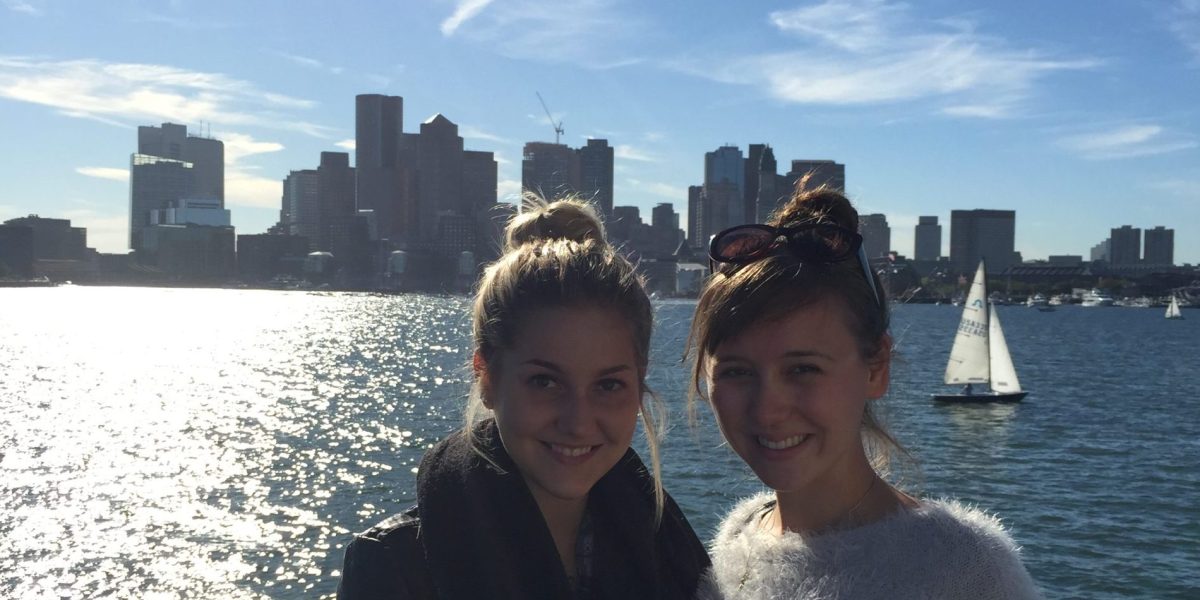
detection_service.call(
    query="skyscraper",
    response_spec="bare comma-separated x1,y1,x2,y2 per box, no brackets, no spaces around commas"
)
283,169,319,248
787,160,845,191
129,123,224,251
1109,225,1141,265
355,94,406,240
703,145,745,240
522,142,576,202
757,157,844,222
521,139,613,218
914,216,941,261
687,185,704,249
577,139,614,218
950,209,1017,274
1143,226,1174,266
744,144,768,224
858,214,891,259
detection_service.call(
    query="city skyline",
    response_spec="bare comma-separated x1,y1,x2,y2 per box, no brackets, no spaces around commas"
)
1,1,1198,262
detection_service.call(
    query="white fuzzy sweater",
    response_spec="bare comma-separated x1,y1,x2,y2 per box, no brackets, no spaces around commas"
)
700,493,1041,600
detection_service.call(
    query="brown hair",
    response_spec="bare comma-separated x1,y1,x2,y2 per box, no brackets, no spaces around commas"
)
686,178,907,473
466,192,666,517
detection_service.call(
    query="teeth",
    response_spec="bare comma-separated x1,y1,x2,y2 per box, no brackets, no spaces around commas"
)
550,444,594,457
757,435,806,450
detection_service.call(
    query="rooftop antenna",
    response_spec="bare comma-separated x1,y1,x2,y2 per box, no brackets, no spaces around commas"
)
536,91,564,145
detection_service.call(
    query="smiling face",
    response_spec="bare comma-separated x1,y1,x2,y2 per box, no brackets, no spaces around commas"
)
481,305,643,511
706,297,889,496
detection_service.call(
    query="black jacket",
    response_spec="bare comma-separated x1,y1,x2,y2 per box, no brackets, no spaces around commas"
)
336,421,710,600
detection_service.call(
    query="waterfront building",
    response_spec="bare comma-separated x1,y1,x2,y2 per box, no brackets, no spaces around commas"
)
137,123,223,201
1143,226,1174,266
949,209,1017,275
521,139,613,219
1047,255,1084,267
859,213,891,259
151,198,231,228
0,224,34,278
130,123,224,252
756,157,844,222
283,169,319,247
687,185,704,249
609,206,641,244
1109,225,1141,265
355,94,405,238
1090,239,1110,262
744,144,769,224
702,145,745,239
129,154,193,252
2,215,88,261
748,145,777,223
140,224,235,281
787,159,845,191
236,233,309,282
577,139,614,218
651,202,683,252
914,216,941,261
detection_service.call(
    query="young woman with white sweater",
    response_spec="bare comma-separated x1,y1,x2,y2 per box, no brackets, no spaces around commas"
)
686,181,1041,599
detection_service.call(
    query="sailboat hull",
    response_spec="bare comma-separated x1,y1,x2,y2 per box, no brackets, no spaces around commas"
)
931,391,1027,403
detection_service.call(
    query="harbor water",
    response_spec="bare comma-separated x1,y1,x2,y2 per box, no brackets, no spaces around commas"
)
2,287,1197,598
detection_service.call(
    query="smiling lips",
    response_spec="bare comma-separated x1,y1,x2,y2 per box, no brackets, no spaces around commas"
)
757,434,809,450
546,442,600,460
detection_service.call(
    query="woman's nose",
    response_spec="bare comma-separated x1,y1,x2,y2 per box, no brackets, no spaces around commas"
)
557,389,594,435
749,376,793,424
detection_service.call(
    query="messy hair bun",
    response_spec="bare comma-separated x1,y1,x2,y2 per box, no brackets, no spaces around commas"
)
504,192,607,251
770,173,859,231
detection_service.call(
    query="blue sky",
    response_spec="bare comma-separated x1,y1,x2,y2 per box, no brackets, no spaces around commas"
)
2,0,1198,262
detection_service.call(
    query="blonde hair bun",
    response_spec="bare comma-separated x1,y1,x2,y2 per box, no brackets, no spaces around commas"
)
504,192,607,251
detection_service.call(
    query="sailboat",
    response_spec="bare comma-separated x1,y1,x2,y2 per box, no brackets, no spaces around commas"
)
1165,295,1184,320
933,260,1028,403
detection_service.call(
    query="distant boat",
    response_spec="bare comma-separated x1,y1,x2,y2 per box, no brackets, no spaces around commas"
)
1026,293,1049,308
933,260,1027,403
1081,289,1115,307
1166,295,1184,320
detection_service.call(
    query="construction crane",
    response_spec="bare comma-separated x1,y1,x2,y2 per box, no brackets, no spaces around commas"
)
536,92,564,145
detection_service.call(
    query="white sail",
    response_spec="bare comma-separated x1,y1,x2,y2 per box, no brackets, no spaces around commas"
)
987,303,1022,393
944,261,990,385
1166,296,1183,319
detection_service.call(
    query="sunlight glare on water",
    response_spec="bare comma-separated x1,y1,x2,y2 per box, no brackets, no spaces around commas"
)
1,287,472,599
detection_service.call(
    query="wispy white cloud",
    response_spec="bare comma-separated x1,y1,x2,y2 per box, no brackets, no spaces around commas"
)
442,0,495,36
3,0,41,15
60,209,128,253
625,178,685,200
226,171,283,209
498,179,522,202
460,124,510,144
216,131,284,163
210,131,285,209
615,144,656,162
134,13,236,30
679,0,1096,118
335,139,356,150
0,56,336,138
1057,124,1198,159
1166,0,1200,64
271,50,344,75
76,167,129,182
440,0,649,68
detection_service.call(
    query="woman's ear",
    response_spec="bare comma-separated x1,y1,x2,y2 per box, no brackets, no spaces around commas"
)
473,351,494,409
866,334,892,399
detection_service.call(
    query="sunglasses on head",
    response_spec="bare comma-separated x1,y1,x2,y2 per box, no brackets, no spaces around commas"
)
707,222,883,307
